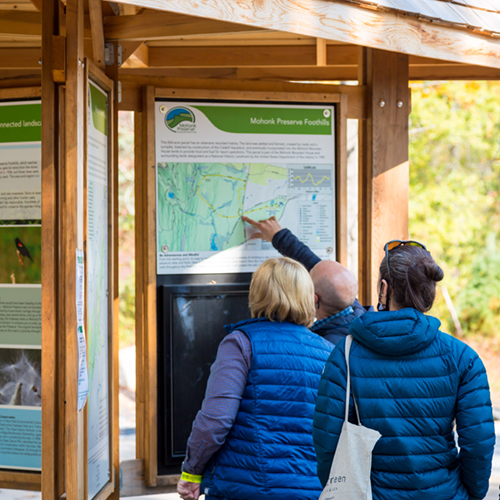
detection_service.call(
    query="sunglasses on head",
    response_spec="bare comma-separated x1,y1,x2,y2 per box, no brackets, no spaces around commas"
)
384,240,427,283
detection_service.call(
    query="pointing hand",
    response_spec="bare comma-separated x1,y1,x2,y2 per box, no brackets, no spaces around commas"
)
242,215,283,242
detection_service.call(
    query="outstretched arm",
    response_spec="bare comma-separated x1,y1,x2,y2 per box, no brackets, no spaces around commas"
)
243,215,321,271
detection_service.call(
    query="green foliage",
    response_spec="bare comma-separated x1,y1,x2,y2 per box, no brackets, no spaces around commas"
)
457,238,500,337
409,82,500,336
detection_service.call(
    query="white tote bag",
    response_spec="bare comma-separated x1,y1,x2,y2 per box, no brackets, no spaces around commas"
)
319,335,381,500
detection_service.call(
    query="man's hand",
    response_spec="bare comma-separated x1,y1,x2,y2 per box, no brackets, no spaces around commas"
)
243,215,283,242
177,480,201,500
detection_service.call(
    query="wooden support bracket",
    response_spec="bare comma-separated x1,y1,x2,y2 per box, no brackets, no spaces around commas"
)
121,42,149,68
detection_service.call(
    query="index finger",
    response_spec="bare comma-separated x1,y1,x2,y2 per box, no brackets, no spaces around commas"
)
242,215,260,227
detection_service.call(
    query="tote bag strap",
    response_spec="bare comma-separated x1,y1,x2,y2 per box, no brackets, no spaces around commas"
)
344,335,361,424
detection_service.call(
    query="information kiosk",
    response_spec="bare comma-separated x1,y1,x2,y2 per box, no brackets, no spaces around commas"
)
145,89,347,476
3,0,499,497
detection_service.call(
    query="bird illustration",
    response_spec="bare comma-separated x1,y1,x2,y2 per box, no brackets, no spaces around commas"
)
14,238,34,266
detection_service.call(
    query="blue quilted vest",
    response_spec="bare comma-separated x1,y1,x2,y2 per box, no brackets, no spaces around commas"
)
201,317,333,500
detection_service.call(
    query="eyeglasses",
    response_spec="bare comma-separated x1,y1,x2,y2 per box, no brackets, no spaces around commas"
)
384,240,427,283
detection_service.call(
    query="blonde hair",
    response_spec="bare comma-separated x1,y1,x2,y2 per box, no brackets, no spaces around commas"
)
249,257,315,327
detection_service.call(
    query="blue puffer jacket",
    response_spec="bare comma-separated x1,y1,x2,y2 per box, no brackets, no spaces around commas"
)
201,318,333,500
313,309,495,500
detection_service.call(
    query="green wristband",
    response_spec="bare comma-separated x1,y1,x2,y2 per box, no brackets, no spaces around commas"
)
181,471,202,484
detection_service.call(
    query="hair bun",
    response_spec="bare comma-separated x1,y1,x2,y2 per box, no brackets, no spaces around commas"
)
423,260,444,282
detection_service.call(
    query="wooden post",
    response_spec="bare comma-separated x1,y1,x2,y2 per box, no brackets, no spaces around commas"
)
134,111,145,462
64,0,85,496
142,86,158,487
358,48,409,305
41,0,61,495
104,42,121,500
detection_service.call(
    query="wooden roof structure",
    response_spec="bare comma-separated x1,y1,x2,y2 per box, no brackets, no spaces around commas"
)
1,0,500,499
342,0,500,34
2,0,500,100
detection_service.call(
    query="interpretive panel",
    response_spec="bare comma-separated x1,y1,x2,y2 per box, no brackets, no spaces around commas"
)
155,100,336,275
86,80,110,500
0,101,41,221
0,98,42,472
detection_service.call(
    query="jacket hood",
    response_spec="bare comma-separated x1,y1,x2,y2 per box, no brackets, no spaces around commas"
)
349,308,441,356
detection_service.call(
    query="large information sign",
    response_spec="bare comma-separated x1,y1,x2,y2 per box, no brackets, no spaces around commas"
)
0,99,42,471
86,81,110,499
155,101,336,274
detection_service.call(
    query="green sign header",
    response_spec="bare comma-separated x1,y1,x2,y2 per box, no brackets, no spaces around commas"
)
0,103,41,143
89,82,108,136
192,105,333,135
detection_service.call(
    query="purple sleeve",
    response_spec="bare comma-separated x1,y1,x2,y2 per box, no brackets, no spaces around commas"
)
183,330,252,475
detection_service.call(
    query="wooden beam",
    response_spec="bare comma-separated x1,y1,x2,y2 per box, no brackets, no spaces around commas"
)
358,48,409,305
134,110,145,462
0,472,41,491
117,5,149,65
119,74,366,120
41,0,60,497
118,65,359,82
0,10,93,38
30,0,67,14
316,38,327,66
0,48,41,69
0,86,41,98
52,35,66,82
64,0,86,496
121,42,149,68
103,12,266,41
142,85,157,487
114,0,500,69
122,44,357,69
409,64,500,80
0,70,41,89
0,11,42,36
103,45,121,500
88,0,105,68
147,45,317,67
30,0,42,11
146,32,317,46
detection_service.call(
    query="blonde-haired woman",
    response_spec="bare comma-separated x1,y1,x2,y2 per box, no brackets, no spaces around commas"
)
178,257,333,500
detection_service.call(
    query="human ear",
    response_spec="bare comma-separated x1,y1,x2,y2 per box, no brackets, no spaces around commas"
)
380,280,388,303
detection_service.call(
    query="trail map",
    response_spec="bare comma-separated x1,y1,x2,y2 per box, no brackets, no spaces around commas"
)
155,101,336,274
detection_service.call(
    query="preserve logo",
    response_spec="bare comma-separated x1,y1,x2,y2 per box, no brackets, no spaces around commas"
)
165,106,196,133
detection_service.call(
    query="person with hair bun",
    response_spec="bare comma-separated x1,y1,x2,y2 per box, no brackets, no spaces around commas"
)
178,257,333,500
314,240,495,500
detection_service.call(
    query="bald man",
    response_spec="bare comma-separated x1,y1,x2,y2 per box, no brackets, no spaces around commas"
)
243,215,371,345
